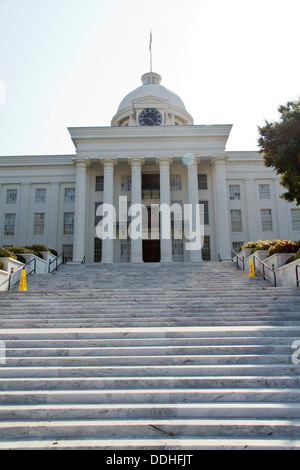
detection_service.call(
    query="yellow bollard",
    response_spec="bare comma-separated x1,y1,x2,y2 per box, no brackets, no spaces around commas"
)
19,269,27,291
249,260,255,278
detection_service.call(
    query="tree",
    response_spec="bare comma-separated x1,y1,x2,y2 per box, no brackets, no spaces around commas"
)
258,99,300,205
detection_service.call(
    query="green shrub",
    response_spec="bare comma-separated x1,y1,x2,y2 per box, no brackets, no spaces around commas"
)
268,240,300,257
0,247,16,259
240,240,280,253
26,244,48,253
49,249,58,257
0,261,3,270
285,249,300,265
16,255,26,264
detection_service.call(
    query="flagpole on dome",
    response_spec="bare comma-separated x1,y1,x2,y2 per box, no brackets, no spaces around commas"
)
149,29,153,73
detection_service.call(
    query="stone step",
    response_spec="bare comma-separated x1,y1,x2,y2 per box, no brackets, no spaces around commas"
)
1,375,299,390
0,388,299,405
0,364,297,378
0,418,300,440
3,344,295,357
1,437,300,450
0,402,300,420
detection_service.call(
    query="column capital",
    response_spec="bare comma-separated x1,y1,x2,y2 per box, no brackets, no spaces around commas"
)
72,157,90,168
156,156,173,167
211,155,228,167
101,156,118,169
127,156,145,167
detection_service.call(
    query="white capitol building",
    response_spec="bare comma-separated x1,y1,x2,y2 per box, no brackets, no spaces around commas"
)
0,71,299,263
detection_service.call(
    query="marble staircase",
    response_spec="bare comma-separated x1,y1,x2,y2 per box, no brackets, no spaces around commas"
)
0,262,300,449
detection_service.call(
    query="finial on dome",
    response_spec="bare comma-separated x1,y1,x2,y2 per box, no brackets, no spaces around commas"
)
141,72,162,86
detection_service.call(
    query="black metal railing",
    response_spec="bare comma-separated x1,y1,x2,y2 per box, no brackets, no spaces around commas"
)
296,265,300,288
48,253,64,273
253,255,277,287
8,258,36,291
231,250,245,270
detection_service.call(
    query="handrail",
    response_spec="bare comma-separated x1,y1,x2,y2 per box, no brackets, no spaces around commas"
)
48,253,64,273
231,249,245,271
296,265,300,288
8,258,36,291
253,255,277,287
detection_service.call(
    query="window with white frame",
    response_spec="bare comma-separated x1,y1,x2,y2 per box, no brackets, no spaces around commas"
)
33,213,45,236
172,239,184,262
199,200,209,225
63,245,73,263
121,239,131,262
121,175,131,191
95,176,104,192
202,236,211,261
64,188,75,204
6,189,17,204
230,210,243,232
261,209,273,231
229,185,241,200
198,174,208,190
63,212,74,235
95,202,103,226
4,213,16,236
259,184,271,199
291,209,300,231
170,175,182,191
232,241,244,253
35,188,46,204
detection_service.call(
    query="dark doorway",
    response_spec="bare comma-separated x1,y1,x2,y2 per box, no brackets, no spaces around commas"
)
143,240,161,262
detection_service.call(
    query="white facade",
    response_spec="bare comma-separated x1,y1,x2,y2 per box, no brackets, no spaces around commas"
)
0,72,299,263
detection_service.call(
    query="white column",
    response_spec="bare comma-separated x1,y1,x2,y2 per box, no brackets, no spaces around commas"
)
101,157,117,263
156,156,173,263
128,156,144,263
18,183,31,246
72,158,89,263
187,157,203,262
212,155,231,261
48,182,60,250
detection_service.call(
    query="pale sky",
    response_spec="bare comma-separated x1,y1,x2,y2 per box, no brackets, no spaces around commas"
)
0,0,299,156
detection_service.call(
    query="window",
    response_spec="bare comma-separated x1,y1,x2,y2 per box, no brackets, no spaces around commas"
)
231,210,243,232
259,184,270,199
121,239,131,263
198,174,208,190
63,245,73,263
199,200,209,225
63,212,74,235
95,202,103,226
6,189,17,204
64,188,75,204
261,209,273,232
35,188,46,204
291,209,300,231
95,176,104,192
172,239,184,262
170,175,182,191
232,241,244,253
4,214,16,236
121,175,131,191
94,238,102,263
33,213,45,236
202,236,211,261
229,185,240,200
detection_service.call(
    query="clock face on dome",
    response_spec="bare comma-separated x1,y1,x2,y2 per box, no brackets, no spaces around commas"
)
138,108,162,126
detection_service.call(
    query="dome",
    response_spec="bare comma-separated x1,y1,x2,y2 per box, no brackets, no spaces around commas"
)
111,72,193,127
117,72,187,114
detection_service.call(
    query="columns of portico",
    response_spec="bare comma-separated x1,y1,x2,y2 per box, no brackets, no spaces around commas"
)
72,158,90,263
186,156,203,262
101,157,117,263
156,156,173,263
128,156,145,263
212,155,232,261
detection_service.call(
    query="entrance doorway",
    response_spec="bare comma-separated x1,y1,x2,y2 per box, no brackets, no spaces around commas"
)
143,240,160,262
